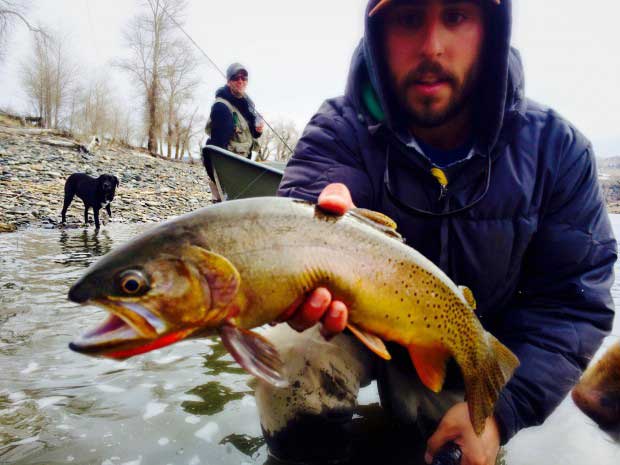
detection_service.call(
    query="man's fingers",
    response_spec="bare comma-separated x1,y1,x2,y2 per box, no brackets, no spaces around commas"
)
288,287,332,332
425,422,459,464
317,183,355,215
320,300,348,337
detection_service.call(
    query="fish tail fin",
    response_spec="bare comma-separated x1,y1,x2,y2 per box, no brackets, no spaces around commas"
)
465,334,520,435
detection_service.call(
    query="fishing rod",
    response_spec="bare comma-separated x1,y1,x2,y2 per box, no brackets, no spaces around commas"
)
162,6,296,157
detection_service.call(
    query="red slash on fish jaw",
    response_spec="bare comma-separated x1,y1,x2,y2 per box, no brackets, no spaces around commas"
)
226,304,241,319
103,328,197,359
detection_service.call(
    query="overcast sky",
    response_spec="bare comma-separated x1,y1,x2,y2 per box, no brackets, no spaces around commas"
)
1,0,619,156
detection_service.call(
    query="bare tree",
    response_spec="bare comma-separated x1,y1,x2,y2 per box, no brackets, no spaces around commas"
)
255,124,275,161
0,1,40,63
175,106,202,159
68,77,111,136
259,119,299,162
160,39,199,158
20,27,77,128
115,0,188,154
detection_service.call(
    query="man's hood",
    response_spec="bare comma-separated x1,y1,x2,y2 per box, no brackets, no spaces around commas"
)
346,0,524,153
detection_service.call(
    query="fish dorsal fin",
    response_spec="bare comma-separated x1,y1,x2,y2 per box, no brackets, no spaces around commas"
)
182,245,241,309
459,285,477,310
349,208,403,242
408,344,451,393
347,323,392,360
220,324,288,388
352,208,398,229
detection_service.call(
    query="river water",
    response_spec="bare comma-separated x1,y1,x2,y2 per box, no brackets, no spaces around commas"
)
0,219,618,465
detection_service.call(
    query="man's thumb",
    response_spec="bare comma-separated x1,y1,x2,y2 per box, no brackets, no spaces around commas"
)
317,183,354,215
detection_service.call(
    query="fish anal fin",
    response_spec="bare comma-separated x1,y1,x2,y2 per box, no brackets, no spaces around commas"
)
459,285,477,310
220,324,288,388
349,208,403,242
182,245,241,309
408,344,451,393
347,323,391,360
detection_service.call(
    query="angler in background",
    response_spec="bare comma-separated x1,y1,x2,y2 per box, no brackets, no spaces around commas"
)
256,0,618,464
201,63,264,202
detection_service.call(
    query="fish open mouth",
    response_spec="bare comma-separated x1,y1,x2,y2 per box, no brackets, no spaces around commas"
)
69,299,193,359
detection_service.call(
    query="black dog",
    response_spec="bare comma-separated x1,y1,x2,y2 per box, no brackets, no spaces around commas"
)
61,173,119,229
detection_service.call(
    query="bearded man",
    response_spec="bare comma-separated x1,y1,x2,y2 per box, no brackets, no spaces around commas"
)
257,1,617,465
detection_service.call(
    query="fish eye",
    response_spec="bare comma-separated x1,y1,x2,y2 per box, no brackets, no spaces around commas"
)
118,270,149,296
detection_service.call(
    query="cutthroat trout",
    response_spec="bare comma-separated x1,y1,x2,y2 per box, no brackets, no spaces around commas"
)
68,197,519,434
572,342,620,438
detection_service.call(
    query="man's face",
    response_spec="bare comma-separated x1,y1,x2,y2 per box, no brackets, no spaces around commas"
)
381,0,485,127
228,73,248,96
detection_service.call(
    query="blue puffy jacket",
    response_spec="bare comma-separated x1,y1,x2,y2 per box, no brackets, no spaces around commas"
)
278,0,617,443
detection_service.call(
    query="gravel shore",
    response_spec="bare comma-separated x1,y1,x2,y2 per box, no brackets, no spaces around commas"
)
0,125,213,232
2,123,618,234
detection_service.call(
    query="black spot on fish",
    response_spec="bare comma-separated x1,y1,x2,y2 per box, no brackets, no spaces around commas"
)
320,370,348,401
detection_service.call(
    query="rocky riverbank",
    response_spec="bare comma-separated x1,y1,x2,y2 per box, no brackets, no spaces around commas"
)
0,125,213,232
2,123,619,234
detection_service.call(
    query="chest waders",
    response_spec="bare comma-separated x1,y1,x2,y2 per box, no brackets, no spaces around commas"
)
207,97,254,157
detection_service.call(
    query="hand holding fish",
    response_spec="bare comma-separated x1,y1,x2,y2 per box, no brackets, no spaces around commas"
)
310,184,502,465
279,183,354,337
426,402,500,465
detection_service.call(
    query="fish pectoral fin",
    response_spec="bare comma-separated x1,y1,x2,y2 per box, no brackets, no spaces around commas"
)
349,208,404,242
347,323,391,360
182,245,241,308
458,285,477,310
219,324,288,388
408,344,451,393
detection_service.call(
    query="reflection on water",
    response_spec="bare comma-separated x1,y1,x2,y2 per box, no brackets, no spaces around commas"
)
219,433,265,458
183,382,250,416
57,228,114,267
0,220,619,465
199,339,247,377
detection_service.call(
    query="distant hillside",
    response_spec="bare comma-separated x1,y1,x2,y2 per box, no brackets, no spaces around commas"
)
597,156,620,169
596,157,620,213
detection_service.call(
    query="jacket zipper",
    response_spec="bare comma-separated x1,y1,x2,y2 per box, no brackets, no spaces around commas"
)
430,167,449,200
